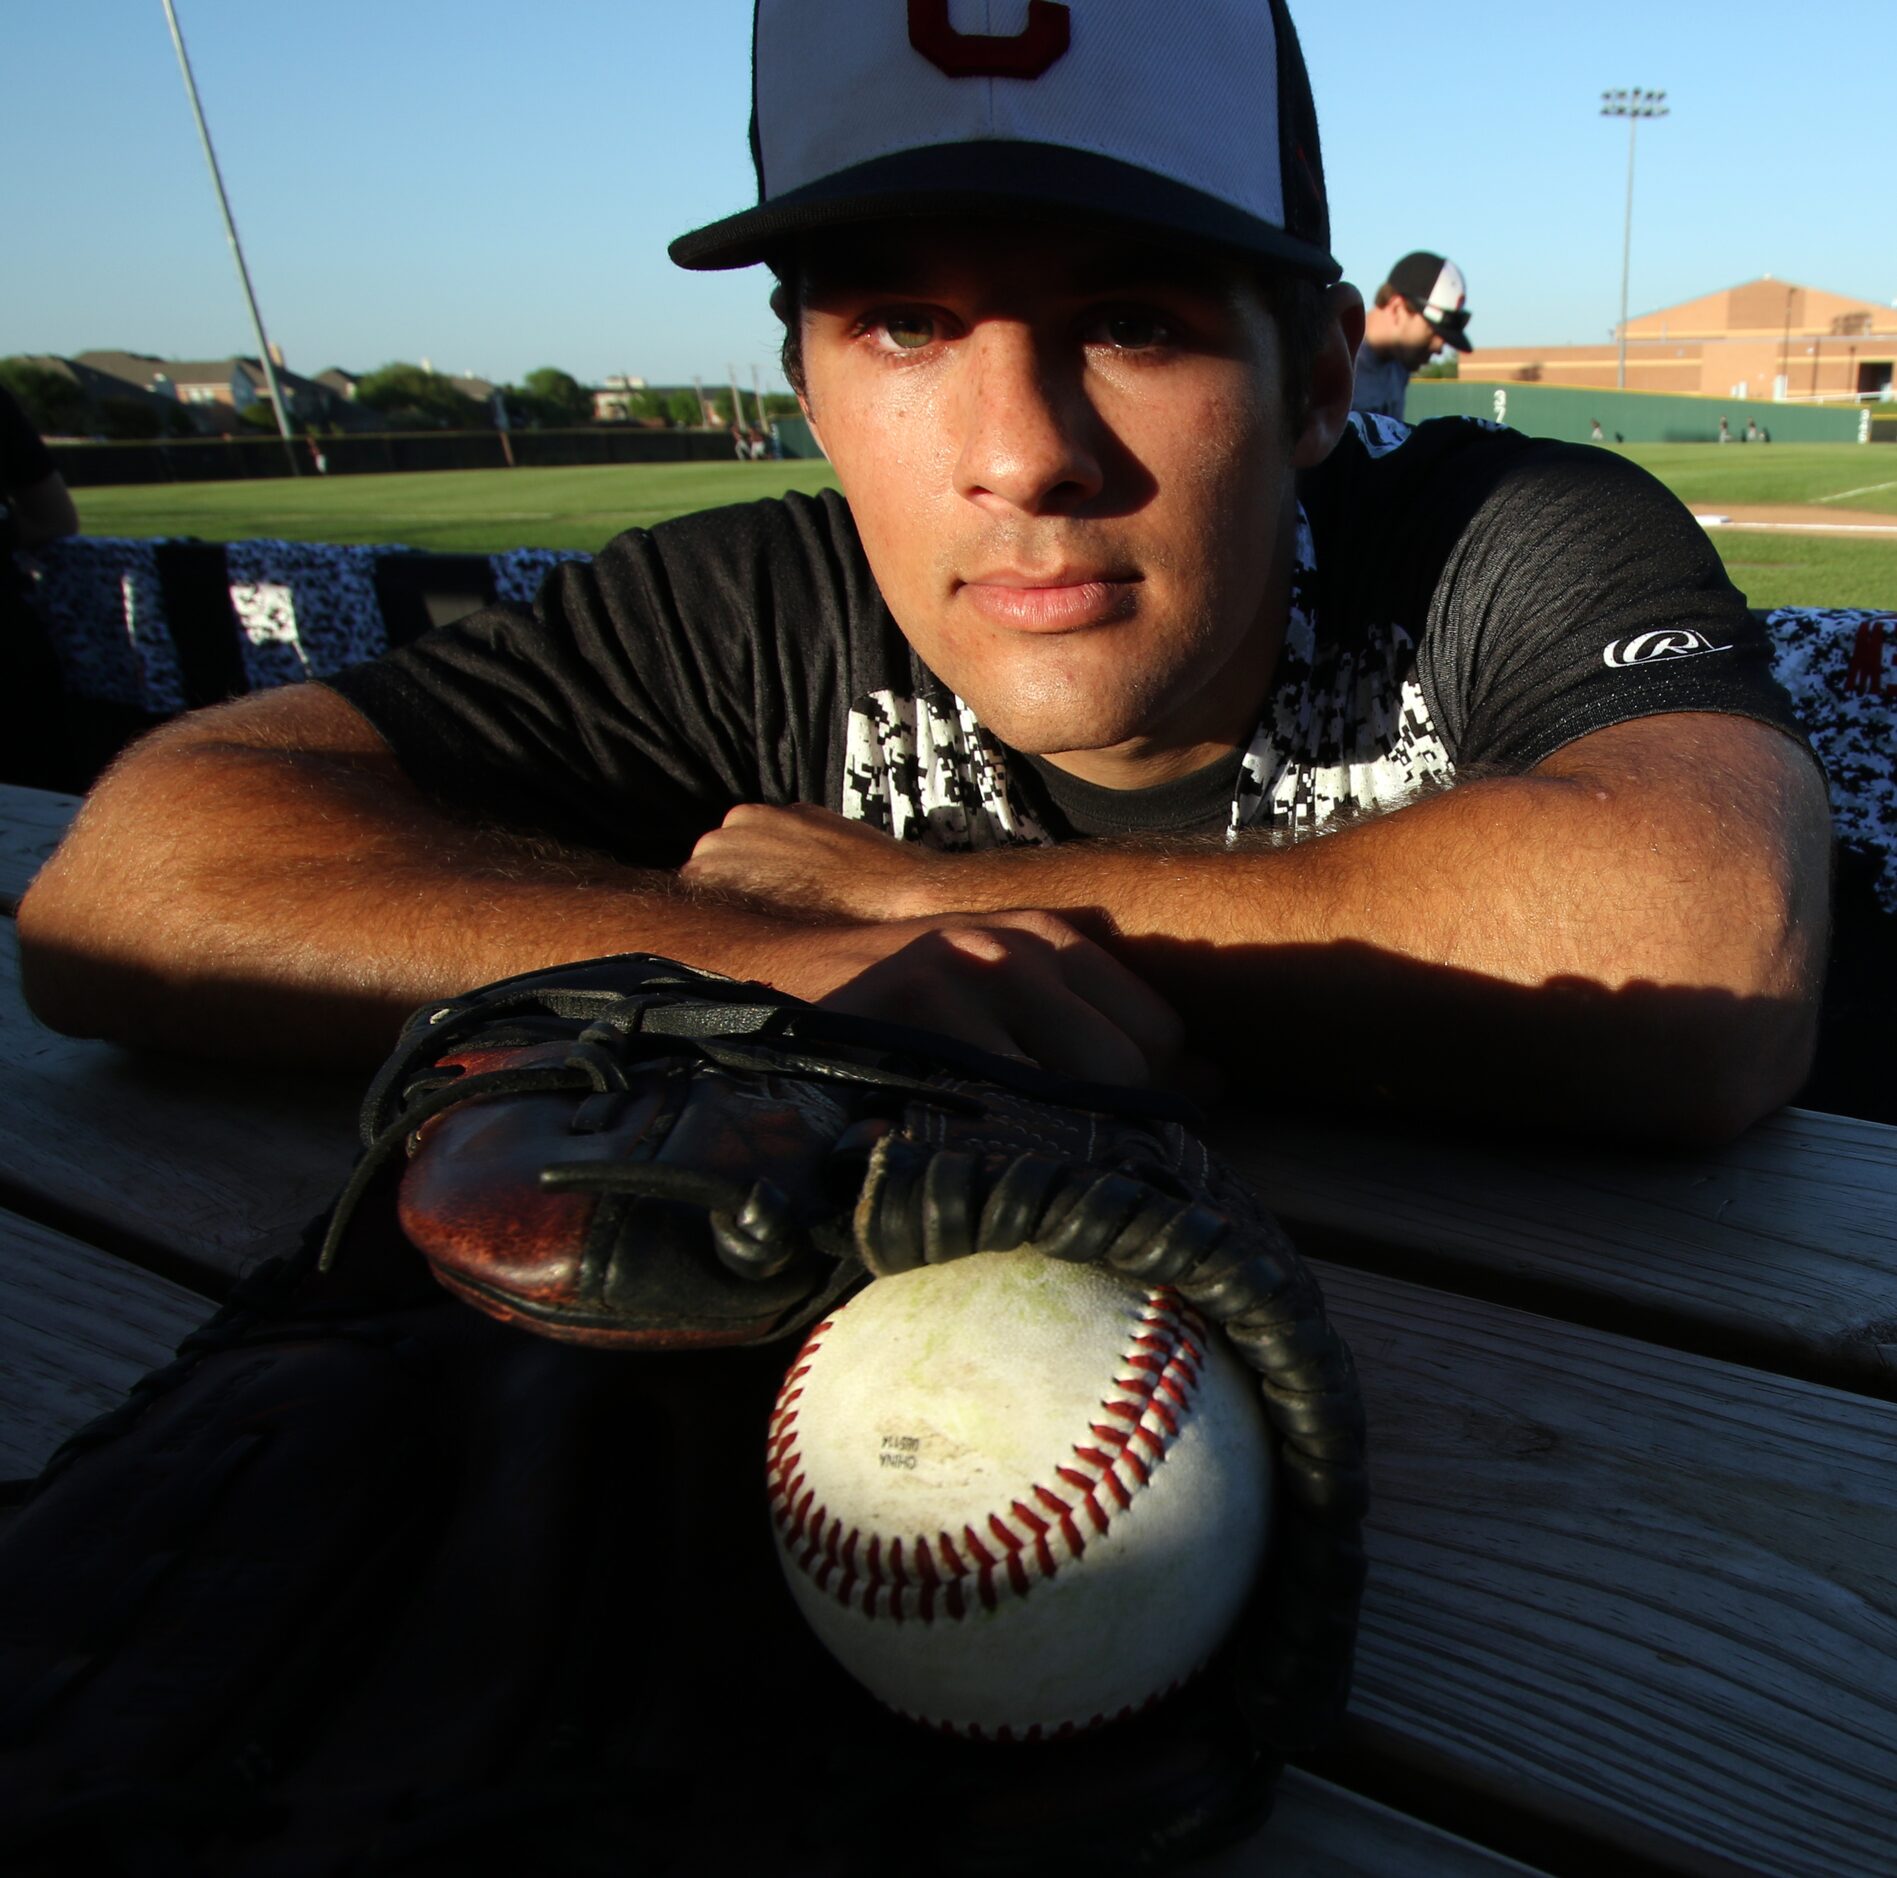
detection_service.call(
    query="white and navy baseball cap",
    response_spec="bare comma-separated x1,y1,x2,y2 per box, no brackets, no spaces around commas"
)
670,0,1339,281
1386,251,1472,352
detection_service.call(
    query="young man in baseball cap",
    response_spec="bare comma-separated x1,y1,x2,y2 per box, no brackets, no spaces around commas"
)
22,0,1828,1142
1350,251,1472,422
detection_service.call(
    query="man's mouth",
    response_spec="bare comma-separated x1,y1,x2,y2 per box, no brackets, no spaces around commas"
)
956,570,1141,632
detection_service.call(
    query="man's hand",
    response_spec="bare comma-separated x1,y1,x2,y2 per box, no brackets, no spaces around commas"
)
774,911,1190,1091
682,802,948,920
682,808,1195,1088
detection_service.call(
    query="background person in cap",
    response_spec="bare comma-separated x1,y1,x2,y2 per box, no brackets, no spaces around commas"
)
22,0,1828,1144
1349,251,1472,423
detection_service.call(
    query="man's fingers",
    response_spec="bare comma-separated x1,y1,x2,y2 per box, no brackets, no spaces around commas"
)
682,803,916,918
1029,918,1186,1083
812,917,1181,1087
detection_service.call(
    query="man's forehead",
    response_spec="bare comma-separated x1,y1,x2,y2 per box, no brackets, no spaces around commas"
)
796,215,1258,299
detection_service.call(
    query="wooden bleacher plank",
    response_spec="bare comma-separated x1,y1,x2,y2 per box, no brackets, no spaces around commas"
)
11,1213,1885,1871
4,988,1887,1876
0,783,80,913
0,1211,1559,1878
0,925,360,1287
0,1208,214,1479
1214,1106,1897,1398
1210,1769,1552,1876
1317,1261,1897,1877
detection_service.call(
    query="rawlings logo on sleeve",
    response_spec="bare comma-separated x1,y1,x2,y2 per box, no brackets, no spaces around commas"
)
909,0,1071,78
1602,629,1733,668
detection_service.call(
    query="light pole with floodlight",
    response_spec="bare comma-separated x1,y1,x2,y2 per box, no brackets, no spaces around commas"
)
1600,88,1668,392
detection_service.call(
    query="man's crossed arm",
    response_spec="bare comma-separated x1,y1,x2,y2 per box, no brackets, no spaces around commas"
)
19,682,1829,1142
682,711,1832,1141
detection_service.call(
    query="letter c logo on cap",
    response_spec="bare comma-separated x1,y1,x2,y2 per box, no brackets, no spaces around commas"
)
909,0,1071,79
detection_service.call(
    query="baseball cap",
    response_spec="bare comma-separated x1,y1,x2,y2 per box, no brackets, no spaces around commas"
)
1387,251,1472,351
670,0,1339,282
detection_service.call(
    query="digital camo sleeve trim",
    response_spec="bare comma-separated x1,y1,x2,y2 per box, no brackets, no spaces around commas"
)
840,687,1050,850
1232,506,1455,840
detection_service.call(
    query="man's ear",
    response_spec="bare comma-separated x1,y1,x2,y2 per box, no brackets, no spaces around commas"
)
795,389,830,463
1293,282,1365,470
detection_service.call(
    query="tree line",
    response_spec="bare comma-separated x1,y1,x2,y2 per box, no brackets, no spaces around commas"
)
0,355,800,441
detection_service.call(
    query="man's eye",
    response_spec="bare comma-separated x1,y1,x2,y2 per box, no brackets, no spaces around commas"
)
1086,311,1169,352
878,314,937,351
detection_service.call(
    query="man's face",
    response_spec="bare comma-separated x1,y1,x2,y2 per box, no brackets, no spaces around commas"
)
1387,299,1447,370
797,219,1314,787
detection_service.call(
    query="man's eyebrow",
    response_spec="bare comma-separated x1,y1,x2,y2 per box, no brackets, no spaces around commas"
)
1062,249,1240,297
803,250,1243,305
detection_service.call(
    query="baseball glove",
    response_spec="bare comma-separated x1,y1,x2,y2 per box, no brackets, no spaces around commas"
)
0,952,1365,1877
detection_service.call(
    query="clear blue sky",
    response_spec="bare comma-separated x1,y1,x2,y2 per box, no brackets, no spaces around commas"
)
5,0,1888,392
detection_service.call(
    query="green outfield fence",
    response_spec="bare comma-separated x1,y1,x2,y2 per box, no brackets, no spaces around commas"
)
1407,381,1874,446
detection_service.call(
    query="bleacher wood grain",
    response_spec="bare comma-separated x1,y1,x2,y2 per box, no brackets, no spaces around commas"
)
0,783,80,913
1215,1107,1897,1398
0,924,359,1287
1320,1263,1897,1878
0,1210,213,1479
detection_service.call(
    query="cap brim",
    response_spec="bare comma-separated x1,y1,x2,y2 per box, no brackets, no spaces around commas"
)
670,142,1340,281
1426,310,1473,353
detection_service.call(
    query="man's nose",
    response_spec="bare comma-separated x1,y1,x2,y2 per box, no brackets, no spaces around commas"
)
953,323,1105,515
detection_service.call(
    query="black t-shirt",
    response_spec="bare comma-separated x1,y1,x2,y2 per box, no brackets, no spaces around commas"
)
328,415,1809,865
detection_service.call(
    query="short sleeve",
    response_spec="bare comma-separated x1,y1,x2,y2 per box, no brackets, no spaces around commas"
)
1412,440,1811,771
326,491,874,866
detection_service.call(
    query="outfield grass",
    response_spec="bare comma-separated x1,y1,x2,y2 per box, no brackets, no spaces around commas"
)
73,461,843,554
70,445,1897,608
1614,443,1897,515
1705,533,1897,611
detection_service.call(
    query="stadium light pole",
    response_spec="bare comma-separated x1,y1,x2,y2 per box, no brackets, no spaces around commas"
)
161,0,300,471
1601,88,1669,392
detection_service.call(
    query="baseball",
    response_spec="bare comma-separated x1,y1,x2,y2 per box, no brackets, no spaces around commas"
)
766,1249,1272,1741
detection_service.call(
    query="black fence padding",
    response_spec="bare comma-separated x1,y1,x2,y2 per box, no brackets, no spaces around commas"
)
153,540,249,707
371,553,497,651
1797,842,1897,1126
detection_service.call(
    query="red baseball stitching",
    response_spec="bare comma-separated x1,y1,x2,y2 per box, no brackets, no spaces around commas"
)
765,1285,1208,1637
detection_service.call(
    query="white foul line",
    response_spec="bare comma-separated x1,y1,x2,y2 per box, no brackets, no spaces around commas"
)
1694,514,1897,538
1817,480,1897,505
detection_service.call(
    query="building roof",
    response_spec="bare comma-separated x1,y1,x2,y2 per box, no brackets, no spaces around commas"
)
1625,278,1897,342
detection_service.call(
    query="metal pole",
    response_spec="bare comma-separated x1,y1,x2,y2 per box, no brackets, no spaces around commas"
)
161,0,299,472
1601,89,1667,395
1618,113,1636,392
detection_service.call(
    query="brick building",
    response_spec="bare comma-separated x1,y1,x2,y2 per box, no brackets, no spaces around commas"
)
1460,277,1897,403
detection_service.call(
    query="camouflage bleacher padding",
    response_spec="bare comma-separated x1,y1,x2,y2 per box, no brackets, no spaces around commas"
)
1764,609,1897,910
224,539,386,690
490,546,593,608
24,537,183,716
